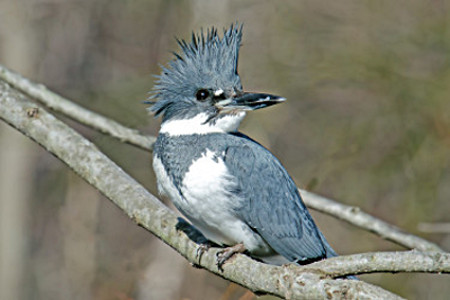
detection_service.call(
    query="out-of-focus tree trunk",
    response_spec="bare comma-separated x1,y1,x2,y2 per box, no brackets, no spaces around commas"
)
137,225,185,300
0,124,33,300
58,173,98,300
0,1,37,299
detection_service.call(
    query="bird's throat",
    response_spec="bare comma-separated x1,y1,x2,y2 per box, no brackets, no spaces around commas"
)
160,112,246,136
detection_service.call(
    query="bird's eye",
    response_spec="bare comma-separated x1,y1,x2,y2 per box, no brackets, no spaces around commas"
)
195,89,210,101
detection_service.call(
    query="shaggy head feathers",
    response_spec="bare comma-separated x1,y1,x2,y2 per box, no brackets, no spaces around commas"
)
149,24,243,121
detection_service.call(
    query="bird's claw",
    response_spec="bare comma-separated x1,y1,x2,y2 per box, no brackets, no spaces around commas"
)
196,243,211,263
216,243,246,271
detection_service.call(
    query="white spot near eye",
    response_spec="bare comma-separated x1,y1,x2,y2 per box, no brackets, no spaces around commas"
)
214,89,224,96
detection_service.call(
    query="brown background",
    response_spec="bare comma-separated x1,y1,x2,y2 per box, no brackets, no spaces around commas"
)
0,1,449,299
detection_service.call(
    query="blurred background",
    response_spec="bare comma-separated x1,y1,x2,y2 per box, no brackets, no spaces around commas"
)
0,0,449,299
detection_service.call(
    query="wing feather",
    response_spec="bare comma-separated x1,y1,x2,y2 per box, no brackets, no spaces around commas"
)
223,137,330,262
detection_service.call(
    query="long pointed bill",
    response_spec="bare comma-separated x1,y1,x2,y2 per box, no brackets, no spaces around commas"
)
216,92,286,111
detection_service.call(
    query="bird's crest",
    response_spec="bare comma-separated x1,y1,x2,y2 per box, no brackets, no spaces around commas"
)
149,24,243,119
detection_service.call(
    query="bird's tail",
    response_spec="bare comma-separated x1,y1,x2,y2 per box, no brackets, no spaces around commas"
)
318,231,359,280
318,231,338,259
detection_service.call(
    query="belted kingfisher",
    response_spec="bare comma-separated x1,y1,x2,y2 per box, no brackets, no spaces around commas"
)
148,25,338,267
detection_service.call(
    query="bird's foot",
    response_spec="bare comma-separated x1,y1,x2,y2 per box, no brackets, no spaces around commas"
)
195,242,214,263
216,243,246,271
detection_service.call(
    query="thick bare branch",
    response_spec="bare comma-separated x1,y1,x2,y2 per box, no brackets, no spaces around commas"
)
0,64,444,254
300,190,444,252
0,78,405,300
0,65,155,150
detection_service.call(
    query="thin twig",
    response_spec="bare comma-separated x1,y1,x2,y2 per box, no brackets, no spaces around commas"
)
0,64,155,150
0,79,404,300
301,190,444,252
303,250,450,277
0,63,445,254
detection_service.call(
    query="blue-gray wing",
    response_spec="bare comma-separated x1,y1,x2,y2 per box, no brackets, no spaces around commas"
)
223,138,332,262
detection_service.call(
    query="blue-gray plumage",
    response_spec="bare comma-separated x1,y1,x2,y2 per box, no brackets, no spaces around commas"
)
148,24,339,267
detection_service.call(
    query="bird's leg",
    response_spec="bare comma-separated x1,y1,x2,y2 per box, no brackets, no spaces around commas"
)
175,217,218,264
216,243,246,271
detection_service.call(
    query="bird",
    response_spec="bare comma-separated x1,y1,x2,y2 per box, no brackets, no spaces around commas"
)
147,24,339,268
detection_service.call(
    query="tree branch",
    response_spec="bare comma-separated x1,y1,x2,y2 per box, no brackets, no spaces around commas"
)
300,191,444,252
0,64,444,254
304,250,450,277
0,65,155,151
0,76,408,300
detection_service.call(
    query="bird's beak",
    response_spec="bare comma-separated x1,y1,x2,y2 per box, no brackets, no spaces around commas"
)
216,92,286,111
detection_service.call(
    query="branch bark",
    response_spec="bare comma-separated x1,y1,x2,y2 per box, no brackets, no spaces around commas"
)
304,250,450,277
0,65,155,150
0,64,444,253
300,191,444,252
0,75,409,300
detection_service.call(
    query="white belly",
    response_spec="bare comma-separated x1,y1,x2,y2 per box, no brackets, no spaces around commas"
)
152,151,274,256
